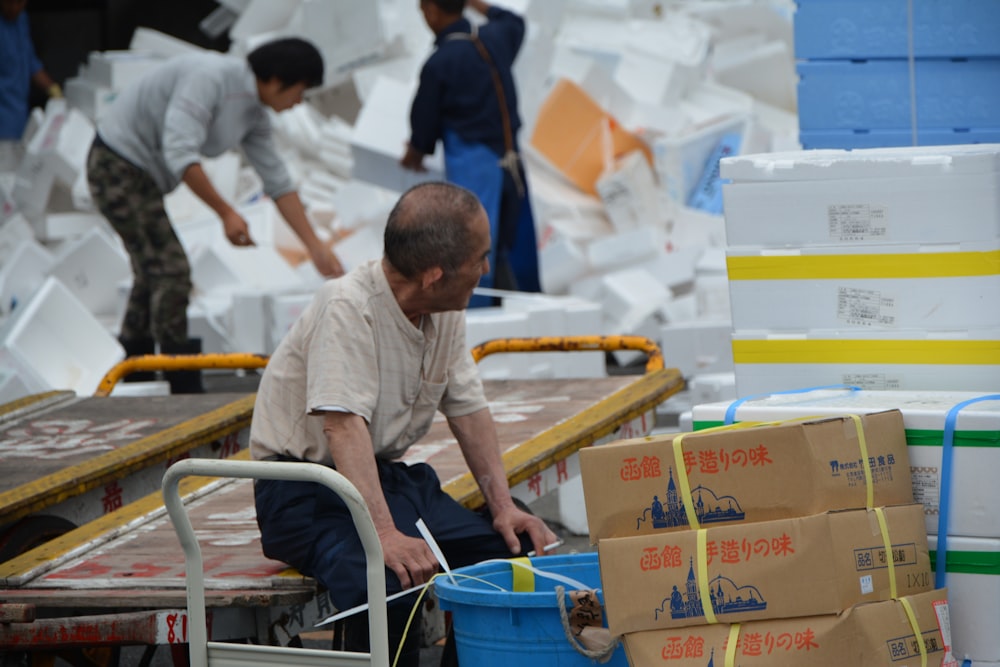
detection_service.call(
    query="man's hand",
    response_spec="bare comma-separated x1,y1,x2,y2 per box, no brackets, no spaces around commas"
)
491,505,559,557
309,243,345,278
222,209,255,246
400,144,427,172
379,527,441,589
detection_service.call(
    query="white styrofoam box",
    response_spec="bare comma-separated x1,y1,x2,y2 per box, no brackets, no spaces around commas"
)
190,244,303,295
728,241,1000,332
660,292,697,322
652,113,748,205
293,0,387,81
350,76,443,193
665,203,727,251
687,371,737,405
599,267,671,332
0,140,22,176
538,235,588,295
634,246,701,292
694,272,730,320
173,198,278,259
659,319,734,378
109,380,171,397
464,307,536,380
502,294,606,379
64,76,117,123
228,0,298,43
50,227,130,318
46,106,94,188
272,101,327,161
164,152,242,226
186,294,231,354
0,214,34,265
585,225,663,273
0,368,34,404
267,291,314,353
691,387,1000,539
12,101,64,221
326,179,396,233
934,536,997,661
333,225,384,274
0,277,124,395
609,312,662,367
721,144,1000,248
0,239,54,319
711,36,796,112
36,211,105,243
595,149,665,233
228,290,269,355
731,328,1000,400
86,50,163,90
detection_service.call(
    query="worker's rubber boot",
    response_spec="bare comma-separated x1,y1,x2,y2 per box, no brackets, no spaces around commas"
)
161,338,205,394
338,595,423,667
118,337,156,382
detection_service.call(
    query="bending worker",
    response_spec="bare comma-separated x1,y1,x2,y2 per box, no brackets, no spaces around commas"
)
251,182,557,667
87,37,343,393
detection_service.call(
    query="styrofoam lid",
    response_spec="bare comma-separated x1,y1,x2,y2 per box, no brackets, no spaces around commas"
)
720,143,1000,182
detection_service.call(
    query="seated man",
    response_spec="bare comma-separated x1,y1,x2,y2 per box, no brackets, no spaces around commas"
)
251,181,557,666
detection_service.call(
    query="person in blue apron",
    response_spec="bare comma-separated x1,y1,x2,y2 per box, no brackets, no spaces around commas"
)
401,0,541,308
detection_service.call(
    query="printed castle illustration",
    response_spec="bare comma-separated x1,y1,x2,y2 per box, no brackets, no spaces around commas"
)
660,558,767,620
638,467,746,529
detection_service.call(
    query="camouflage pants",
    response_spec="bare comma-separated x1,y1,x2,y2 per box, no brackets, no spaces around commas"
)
86,140,191,345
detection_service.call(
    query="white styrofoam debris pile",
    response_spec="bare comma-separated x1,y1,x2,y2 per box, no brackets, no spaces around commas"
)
0,0,798,401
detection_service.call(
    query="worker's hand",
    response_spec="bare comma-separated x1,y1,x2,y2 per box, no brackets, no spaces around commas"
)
379,528,440,590
309,243,345,278
492,506,559,558
222,209,255,247
400,144,427,172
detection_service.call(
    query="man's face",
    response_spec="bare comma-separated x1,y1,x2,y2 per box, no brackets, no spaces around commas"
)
259,79,309,113
1,0,27,23
434,209,491,310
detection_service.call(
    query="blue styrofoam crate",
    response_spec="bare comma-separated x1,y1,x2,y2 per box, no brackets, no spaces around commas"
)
797,58,1000,131
794,0,1000,59
799,127,1000,150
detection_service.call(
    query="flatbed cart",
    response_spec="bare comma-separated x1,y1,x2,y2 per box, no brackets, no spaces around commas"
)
0,337,682,664
0,354,268,563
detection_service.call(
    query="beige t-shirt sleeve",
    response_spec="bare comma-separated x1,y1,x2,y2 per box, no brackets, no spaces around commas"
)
438,311,488,418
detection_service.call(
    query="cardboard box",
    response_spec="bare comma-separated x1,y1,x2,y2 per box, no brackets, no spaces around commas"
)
691,389,1000,539
581,411,912,543
599,503,932,635
623,588,957,667
930,535,1000,661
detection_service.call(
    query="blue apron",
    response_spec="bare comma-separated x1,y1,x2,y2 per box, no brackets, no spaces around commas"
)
442,128,540,307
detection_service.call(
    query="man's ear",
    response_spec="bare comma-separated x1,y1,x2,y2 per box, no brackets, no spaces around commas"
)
421,266,444,289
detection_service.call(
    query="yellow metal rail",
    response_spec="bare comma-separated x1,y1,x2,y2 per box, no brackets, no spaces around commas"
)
94,353,270,397
471,335,664,373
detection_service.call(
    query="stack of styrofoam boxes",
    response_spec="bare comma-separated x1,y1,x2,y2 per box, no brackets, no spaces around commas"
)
580,411,955,665
720,143,1000,396
691,388,1000,663
793,0,1000,149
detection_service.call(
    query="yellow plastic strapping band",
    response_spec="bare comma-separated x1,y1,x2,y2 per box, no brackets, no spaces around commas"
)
672,433,701,530
696,529,717,624
848,414,875,510
511,556,534,592
898,597,928,667
725,623,741,667
873,507,898,599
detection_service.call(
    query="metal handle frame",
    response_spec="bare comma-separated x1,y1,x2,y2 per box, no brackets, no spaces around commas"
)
95,353,269,397
470,334,664,373
161,459,389,667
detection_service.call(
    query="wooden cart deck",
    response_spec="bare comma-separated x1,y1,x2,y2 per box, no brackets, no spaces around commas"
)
0,392,254,557
0,370,682,651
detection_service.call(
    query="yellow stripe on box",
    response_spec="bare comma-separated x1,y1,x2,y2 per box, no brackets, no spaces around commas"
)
732,339,1000,365
727,249,1000,280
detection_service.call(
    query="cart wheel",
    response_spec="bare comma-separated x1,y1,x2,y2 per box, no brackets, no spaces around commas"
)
0,516,77,562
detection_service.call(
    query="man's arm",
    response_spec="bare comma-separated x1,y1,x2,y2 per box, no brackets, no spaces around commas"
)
321,411,439,589
274,191,344,278
447,407,557,555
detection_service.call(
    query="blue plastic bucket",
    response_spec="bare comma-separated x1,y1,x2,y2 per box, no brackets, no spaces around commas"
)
434,552,627,666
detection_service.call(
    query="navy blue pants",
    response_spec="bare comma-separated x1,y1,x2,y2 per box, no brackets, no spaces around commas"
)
254,457,531,609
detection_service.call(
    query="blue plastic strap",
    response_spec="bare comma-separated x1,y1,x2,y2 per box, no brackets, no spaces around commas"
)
935,394,1000,588
723,385,861,425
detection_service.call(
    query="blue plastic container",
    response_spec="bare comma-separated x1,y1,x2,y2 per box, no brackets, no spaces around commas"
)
799,127,1000,150
797,58,1000,130
794,0,1000,59
434,552,628,666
